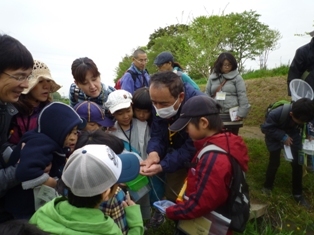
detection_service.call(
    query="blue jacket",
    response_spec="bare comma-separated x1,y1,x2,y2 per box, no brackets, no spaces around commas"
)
147,83,204,172
261,105,303,151
121,64,150,94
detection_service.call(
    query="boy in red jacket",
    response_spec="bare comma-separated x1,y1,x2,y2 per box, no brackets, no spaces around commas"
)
166,95,249,235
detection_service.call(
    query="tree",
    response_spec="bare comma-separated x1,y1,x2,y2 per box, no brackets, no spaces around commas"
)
52,92,61,101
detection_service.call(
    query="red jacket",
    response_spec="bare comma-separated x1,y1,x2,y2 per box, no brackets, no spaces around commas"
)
166,132,249,234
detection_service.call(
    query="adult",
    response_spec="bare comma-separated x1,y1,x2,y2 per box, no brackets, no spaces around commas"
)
287,32,314,95
9,60,61,144
120,49,150,94
69,57,115,119
0,34,33,222
141,71,203,198
154,51,199,90
205,52,250,135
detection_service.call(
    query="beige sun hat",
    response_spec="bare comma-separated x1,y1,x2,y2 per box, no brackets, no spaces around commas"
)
22,60,61,94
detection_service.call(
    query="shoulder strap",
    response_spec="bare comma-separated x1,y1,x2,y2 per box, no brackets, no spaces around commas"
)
279,103,291,124
127,70,137,82
197,144,226,160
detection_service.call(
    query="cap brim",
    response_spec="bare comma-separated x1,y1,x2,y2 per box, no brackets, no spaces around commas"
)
169,117,192,132
77,117,87,130
117,152,140,183
97,118,115,128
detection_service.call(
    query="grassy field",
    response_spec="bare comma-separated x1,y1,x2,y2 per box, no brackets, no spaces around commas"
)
146,68,314,235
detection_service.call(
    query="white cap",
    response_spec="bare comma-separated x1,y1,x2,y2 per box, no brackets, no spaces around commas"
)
61,144,140,197
105,89,132,114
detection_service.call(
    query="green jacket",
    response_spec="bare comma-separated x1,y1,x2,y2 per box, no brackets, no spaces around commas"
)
173,67,200,90
29,197,144,235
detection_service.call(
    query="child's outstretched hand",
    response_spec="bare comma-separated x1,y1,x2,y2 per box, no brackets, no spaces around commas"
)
122,191,135,207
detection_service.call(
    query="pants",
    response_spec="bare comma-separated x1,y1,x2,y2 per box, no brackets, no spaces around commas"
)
264,148,303,195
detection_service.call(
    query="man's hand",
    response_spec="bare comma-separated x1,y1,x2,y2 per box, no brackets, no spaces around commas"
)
284,136,293,146
141,163,162,176
140,151,160,168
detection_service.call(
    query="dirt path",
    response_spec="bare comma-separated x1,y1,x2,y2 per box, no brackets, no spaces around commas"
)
238,126,264,140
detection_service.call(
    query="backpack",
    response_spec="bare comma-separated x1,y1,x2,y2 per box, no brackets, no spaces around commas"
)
114,69,149,90
197,144,250,233
265,100,292,124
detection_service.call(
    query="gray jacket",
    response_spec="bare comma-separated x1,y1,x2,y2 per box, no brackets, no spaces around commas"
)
205,69,250,118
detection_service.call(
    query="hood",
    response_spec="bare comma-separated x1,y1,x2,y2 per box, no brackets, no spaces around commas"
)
37,102,86,147
194,132,249,172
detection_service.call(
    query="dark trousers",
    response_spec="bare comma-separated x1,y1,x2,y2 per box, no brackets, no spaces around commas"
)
264,148,303,195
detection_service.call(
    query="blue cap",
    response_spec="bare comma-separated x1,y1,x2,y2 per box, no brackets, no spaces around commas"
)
154,51,174,66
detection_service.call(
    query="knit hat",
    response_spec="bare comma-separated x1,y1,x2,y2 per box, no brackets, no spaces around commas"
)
169,95,220,132
62,144,140,197
37,102,86,147
22,60,61,94
154,51,174,66
74,101,114,127
105,89,133,114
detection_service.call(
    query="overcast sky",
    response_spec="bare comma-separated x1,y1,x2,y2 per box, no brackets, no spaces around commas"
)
0,0,313,97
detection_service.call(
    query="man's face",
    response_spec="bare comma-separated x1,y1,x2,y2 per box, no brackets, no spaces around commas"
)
75,70,102,98
132,53,148,71
149,84,183,110
0,68,32,103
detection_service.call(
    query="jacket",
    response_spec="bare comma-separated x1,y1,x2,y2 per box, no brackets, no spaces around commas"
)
29,197,144,235
173,67,199,90
205,69,250,118
166,133,249,235
147,83,204,172
120,64,150,94
69,82,115,118
261,105,303,151
0,102,19,222
287,37,314,95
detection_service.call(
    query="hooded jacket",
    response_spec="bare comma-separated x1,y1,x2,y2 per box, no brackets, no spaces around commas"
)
146,83,204,172
3,102,85,219
30,197,144,235
166,133,249,234
205,69,250,118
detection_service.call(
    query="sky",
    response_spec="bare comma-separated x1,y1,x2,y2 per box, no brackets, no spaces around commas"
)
0,0,313,97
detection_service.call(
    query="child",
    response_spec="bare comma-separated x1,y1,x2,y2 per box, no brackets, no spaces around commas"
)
74,100,114,131
261,97,314,209
9,60,61,144
105,89,151,221
132,87,152,125
73,129,128,234
165,95,249,235
3,102,86,219
30,144,144,235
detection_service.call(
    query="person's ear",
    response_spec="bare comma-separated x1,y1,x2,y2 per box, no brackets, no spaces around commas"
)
102,188,111,201
199,117,209,129
178,92,185,103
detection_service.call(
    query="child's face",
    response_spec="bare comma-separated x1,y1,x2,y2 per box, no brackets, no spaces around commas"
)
85,122,101,131
113,106,133,127
185,119,209,141
134,108,151,122
290,113,306,125
64,126,79,152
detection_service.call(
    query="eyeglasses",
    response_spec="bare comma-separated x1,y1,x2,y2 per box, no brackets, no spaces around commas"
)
2,71,31,82
134,58,149,64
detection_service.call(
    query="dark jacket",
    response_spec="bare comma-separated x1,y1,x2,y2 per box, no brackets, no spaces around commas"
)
147,83,203,172
3,102,84,219
261,105,303,151
287,37,314,95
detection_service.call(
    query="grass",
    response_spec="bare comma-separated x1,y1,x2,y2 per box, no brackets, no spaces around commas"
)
145,68,314,235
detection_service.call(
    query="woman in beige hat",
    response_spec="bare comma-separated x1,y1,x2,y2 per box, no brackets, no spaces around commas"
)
9,60,61,144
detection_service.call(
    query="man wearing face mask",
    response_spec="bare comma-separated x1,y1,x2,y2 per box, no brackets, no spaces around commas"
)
141,71,203,202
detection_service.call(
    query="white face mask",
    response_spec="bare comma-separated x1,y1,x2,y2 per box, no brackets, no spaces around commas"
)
154,98,181,119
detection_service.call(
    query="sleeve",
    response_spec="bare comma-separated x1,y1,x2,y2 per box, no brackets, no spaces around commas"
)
69,83,78,107
15,139,56,189
124,204,144,235
166,152,231,220
235,76,250,118
260,107,287,141
205,78,212,96
121,73,135,94
0,165,20,197
287,47,308,95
